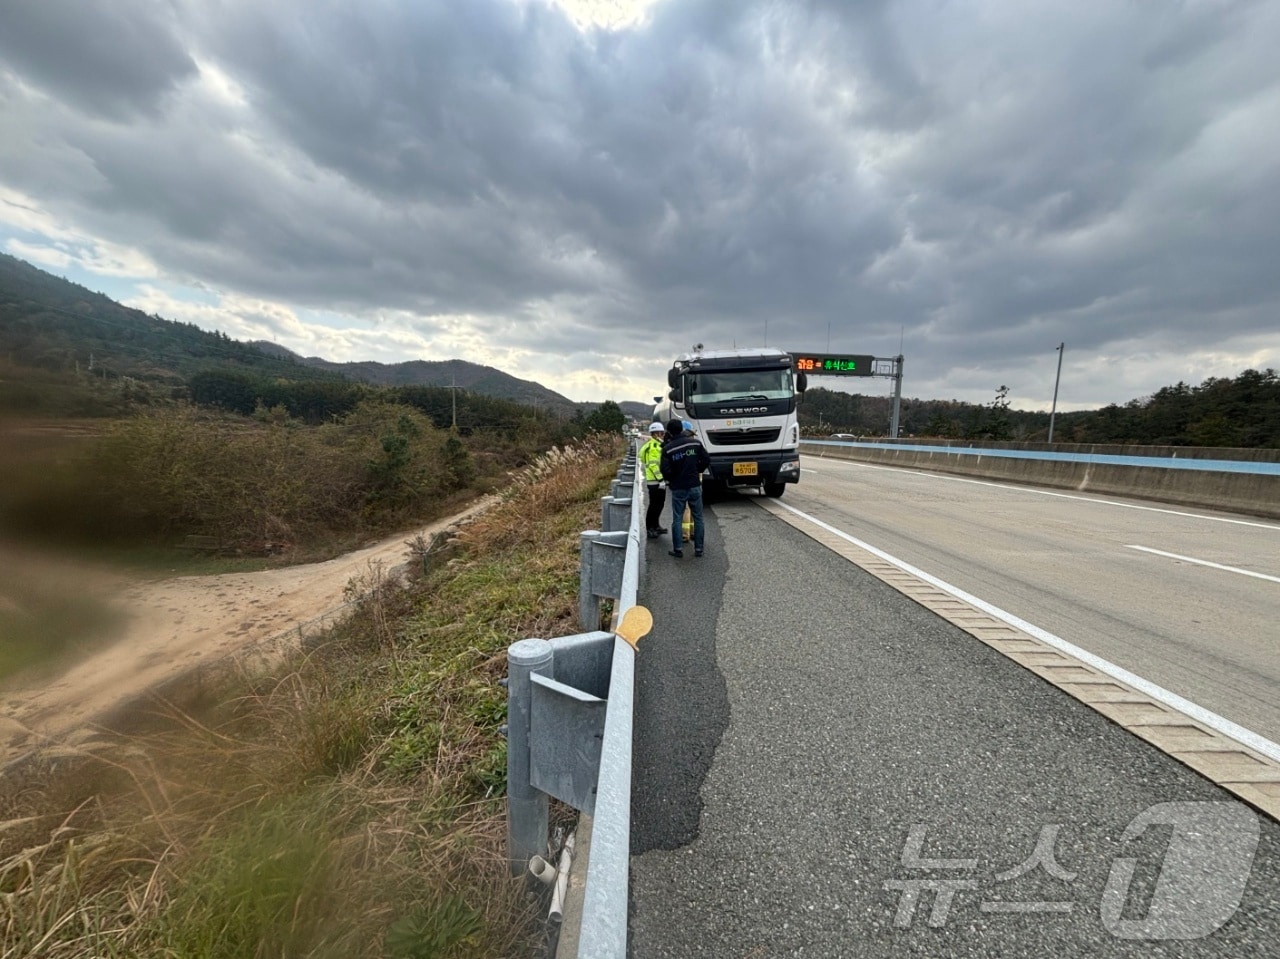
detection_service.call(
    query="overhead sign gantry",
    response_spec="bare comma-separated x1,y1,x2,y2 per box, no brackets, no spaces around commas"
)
789,352,907,438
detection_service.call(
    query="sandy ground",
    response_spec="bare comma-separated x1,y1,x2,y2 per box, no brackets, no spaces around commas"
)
0,499,494,768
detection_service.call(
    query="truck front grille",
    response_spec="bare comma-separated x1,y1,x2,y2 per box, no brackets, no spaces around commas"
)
706,427,782,446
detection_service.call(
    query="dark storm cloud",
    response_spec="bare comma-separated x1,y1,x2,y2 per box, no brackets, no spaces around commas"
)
158,0,920,327
0,0,196,119
0,0,1277,405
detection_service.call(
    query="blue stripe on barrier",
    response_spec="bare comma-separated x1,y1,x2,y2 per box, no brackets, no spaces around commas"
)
804,441,1280,475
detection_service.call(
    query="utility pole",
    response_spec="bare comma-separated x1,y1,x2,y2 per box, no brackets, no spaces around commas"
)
450,373,458,431
1048,343,1065,444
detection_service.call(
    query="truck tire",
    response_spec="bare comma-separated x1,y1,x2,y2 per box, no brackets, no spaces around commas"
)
763,481,786,498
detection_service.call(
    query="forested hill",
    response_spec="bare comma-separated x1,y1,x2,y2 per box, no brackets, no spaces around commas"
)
252,344,577,415
0,253,335,387
0,253,590,418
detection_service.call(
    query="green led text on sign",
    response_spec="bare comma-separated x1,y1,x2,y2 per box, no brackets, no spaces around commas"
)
790,353,876,376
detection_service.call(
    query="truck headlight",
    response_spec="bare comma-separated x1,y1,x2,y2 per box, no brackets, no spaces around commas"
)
781,459,800,473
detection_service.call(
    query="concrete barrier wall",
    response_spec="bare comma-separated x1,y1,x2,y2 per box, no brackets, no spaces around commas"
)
820,438,1280,464
800,441,1280,520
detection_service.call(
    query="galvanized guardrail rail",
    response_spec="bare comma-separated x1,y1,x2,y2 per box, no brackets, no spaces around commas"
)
505,441,644,957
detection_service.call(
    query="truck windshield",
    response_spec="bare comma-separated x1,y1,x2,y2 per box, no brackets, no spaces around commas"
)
686,369,793,403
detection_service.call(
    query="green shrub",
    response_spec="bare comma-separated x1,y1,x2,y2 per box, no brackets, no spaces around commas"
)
3,401,490,553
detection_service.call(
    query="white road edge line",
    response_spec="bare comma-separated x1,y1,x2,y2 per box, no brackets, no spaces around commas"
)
775,499,1280,765
810,457,1280,531
1126,545,1280,584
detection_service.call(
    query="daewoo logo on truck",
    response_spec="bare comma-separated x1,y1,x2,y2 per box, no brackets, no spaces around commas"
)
718,406,769,415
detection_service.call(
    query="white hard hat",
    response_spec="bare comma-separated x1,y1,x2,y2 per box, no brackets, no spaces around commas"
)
648,422,665,433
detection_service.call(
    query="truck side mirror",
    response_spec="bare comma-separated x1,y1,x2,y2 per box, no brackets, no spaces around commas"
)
667,368,679,389
796,372,808,393
669,388,683,403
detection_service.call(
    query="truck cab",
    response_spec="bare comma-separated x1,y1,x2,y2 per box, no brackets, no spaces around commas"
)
655,347,807,497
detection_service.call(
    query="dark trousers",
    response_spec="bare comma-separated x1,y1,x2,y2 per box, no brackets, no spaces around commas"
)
670,485,704,552
646,484,667,531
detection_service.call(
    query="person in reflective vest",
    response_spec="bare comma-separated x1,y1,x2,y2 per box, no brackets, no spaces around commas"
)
639,422,668,538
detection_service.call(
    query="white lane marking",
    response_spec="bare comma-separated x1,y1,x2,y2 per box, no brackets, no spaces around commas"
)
1127,545,1280,584
800,468,820,474
807,457,1280,531
776,499,1280,764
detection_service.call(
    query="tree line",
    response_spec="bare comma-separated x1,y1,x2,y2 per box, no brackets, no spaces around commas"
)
2,391,629,555
799,368,1280,448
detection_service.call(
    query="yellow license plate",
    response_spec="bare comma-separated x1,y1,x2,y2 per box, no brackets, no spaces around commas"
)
732,462,759,477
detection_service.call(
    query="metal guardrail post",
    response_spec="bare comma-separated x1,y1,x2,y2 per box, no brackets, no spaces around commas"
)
507,637,553,875
579,530,628,631
505,630,614,871
579,530,602,630
604,497,630,532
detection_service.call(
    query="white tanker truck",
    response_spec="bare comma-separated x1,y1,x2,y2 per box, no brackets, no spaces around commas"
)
653,347,807,497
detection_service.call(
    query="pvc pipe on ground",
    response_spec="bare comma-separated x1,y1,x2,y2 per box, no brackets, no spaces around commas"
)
550,831,576,924
528,855,557,887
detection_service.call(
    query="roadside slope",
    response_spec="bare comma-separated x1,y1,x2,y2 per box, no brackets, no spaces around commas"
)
0,498,495,765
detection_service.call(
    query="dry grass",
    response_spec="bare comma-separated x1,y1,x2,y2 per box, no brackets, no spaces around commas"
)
0,434,623,959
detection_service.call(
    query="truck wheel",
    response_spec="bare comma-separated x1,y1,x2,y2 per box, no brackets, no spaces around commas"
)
763,481,786,498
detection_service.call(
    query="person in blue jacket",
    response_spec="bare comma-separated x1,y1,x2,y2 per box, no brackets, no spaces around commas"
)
659,419,711,558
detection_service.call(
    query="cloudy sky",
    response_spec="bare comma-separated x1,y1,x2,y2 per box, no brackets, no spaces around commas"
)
1,0,1277,411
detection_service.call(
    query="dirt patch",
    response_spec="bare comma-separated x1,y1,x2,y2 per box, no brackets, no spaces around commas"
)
0,499,495,768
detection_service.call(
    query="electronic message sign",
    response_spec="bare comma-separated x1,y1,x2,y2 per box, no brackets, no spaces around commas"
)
790,353,876,376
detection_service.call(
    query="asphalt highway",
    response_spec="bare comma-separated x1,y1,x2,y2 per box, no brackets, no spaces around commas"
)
629,492,1280,958
788,458,1280,745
